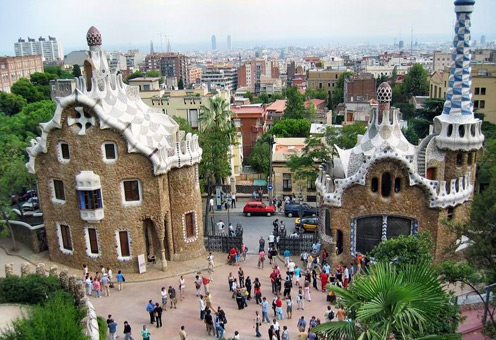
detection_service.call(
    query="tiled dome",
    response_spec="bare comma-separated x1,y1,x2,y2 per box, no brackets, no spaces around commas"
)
86,26,102,47
377,82,392,102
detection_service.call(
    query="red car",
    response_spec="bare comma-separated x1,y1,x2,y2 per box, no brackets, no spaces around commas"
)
243,201,276,217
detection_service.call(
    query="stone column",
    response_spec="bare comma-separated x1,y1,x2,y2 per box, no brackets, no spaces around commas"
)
49,265,58,276
36,263,46,276
69,275,77,295
161,249,167,271
5,263,14,277
60,268,69,290
21,263,31,277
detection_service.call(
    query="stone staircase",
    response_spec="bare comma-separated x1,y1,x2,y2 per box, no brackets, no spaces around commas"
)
417,134,435,177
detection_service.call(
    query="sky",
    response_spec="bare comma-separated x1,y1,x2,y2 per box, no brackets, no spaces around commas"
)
1,0,495,55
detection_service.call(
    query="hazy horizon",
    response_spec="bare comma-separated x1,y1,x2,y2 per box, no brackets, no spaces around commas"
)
1,0,495,56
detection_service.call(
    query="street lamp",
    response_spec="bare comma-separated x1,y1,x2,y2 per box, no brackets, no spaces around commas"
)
227,196,232,225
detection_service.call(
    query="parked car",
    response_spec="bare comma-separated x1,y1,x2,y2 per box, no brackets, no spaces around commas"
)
243,201,276,217
284,202,319,218
21,197,39,211
295,217,319,232
21,190,37,201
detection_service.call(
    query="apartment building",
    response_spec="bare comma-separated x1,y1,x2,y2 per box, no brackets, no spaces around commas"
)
0,55,43,93
14,36,64,62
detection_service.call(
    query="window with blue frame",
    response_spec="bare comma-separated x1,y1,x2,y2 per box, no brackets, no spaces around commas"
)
78,189,103,210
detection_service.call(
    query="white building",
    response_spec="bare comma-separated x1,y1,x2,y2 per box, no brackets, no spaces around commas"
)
14,36,64,62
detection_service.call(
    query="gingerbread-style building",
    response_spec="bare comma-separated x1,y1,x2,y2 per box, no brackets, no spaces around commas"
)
26,27,205,272
316,0,484,263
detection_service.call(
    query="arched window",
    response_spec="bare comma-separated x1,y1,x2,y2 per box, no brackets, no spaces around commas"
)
371,178,379,193
381,173,391,198
394,178,401,193
467,152,473,165
336,230,343,255
325,209,331,236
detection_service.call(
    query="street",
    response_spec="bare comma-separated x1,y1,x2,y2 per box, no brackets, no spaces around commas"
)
204,200,306,254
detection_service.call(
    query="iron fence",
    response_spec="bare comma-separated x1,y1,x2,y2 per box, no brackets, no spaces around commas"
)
278,232,318,255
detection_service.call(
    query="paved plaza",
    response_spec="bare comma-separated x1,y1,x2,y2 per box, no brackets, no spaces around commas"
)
90,254,331,340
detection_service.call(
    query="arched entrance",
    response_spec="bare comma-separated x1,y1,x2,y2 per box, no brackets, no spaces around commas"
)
352,215,417,255
143,218,160,258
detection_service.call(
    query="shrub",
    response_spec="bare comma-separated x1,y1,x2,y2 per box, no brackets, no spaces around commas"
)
0,274,61,305
0,291,87,340
97,317,107,340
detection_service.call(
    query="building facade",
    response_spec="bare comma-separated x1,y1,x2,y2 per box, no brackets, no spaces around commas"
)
433,51,452,73
0,55,43,93
272,138,318,202
26,27,205,272
430,64,496,123
202,65,238,91
231,104,266,159
316,0,484,264
15,36,64,62
307,69,346,96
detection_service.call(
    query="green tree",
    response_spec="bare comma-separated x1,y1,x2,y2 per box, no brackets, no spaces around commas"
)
72,64,82,78
376,73,389,87
177,78,184,90
331,71,354,108
283,86,305,119
391,66,398,87
243,91,254,102
249,140,271,176
125,70,144,83
198,97,236,229
403,126,419,145
403,63,429,97
303,101,317,121
0,92,27,116
269,119,310,138
172,115,197,135
287,135,333,191
370,232,434,268
326,123,366,149
43,66,73,79
313,262,459,340
11,78,44,103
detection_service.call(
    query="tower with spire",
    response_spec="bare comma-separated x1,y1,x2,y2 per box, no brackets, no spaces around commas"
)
314,0,484,264
434,0,484,151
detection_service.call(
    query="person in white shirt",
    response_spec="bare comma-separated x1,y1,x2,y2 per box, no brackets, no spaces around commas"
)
231,193,236,208
209,198,214,211
216,220,225,235
288,260,296,277
268,234,275,248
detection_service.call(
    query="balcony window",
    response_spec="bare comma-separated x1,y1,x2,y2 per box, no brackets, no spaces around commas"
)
78,189,103,210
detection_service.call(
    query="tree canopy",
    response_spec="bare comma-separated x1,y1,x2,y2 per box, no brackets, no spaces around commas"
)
402,63,429,97
283,86,305,119
0,92,27,116
313,262,458,340
269,119,310,138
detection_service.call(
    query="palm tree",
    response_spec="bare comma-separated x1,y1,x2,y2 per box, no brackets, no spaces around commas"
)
313,262,459,340
199,96,235,133
198,96,236,233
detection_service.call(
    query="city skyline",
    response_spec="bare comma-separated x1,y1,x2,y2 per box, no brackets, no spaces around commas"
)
0,0,495,55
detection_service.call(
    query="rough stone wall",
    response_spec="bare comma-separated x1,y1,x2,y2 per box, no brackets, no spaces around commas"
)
324,159,443,266
166,165,205,260
9,224,41,253
34,105,198,272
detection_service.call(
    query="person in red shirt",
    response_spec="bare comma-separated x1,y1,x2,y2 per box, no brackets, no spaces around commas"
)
270,270,278,295
320,272,328,292
202,275,210,295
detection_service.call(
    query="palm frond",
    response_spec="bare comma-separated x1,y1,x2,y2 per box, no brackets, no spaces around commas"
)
313,321,359,340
